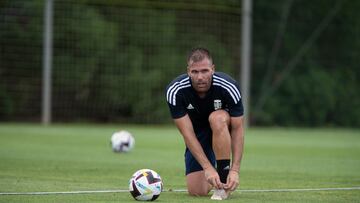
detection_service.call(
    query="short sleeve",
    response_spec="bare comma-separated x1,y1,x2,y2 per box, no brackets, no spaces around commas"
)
227,98,244,117
224,89,244,117
167,93,187,119
216,75,244,117
165,75,190,119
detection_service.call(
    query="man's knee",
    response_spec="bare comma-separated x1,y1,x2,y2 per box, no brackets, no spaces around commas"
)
186,171,212,196
209,110,230,131
188,187,210,196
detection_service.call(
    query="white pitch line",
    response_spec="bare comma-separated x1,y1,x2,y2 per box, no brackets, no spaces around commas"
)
1,187,360,195
0,189,128,196
238,187,360,193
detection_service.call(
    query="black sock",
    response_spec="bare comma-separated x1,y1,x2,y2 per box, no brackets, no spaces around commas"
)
216,159,230,184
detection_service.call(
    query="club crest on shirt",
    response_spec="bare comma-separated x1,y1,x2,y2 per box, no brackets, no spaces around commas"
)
214,99,222,110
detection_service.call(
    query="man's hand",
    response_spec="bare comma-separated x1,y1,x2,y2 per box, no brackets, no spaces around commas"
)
224,170,239,191
204,167,223,189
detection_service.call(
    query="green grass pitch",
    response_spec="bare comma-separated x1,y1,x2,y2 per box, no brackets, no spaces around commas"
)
0,123,359,202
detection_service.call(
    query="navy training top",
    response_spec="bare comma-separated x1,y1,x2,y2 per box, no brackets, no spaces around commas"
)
165,72,244,133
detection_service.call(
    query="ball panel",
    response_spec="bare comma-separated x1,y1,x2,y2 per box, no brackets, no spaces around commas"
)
130,180,142,199
151,194,160,201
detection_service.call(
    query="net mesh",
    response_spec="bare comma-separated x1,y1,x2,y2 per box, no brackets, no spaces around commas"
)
1,0,359,126
1,1,241,123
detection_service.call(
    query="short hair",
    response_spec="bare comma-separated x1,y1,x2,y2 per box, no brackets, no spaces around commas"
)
187,47,213,66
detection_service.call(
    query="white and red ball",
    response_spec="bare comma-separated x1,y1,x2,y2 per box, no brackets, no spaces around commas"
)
110,130,135,153
129,169,163,201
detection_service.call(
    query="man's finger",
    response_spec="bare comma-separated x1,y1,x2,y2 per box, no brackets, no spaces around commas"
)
215,178,223,189
208,177,218,189
224,179,234,190
232,182,239,191
230,180,239,191
225,177,239,191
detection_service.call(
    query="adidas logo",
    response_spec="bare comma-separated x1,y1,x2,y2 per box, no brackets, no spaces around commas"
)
186,104,194,109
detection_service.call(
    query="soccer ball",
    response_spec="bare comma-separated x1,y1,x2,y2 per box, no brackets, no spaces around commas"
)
129,169,163,201
110,130,135,153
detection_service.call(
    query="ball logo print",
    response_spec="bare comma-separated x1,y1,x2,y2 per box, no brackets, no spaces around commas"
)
129,169,163,201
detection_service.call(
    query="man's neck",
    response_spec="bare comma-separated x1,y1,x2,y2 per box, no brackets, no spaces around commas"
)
197,92,206,98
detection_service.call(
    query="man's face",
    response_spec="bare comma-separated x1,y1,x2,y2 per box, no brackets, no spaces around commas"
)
187,58,214,96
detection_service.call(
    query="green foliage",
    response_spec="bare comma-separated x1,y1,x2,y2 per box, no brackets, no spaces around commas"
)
49,3,235,123
52,3,120,120
252,0,360,127
0,84,13,118
263,68,336,126
0,1,43,118
332,69,360,126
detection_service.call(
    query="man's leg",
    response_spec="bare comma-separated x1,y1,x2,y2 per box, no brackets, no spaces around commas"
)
186,171,212,196
209,110,231,200
184,143,215,196
209,110,231,180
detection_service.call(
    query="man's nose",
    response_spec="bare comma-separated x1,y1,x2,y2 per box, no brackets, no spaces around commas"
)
197,72,205,80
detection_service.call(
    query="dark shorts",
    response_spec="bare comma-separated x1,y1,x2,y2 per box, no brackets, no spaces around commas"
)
185,127,216,175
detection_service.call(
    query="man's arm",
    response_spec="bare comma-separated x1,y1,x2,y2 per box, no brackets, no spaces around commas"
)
225,116,244,191
174,114,223,189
